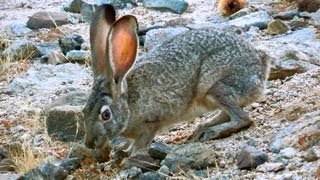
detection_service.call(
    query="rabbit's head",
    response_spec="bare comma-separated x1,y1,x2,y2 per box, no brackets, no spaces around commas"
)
83,4,138,149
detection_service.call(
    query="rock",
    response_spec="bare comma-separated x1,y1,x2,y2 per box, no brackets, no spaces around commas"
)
268,59,307,80
6,22,32,37
119,166,142,179
8,63,91,98
123,152,159,172
21,163,68,180
161,143,216,173
36,42,61,57
2,41,41,60
143,0,188,14
228,11,273,30
59,157,81,172
311,9,320,26
229,8,252,20
45,91,89,111
148,142,172,160
273,10,299,20
96,0,138,9
47,51,68,65
58,34,84,55
144,27,189,52
279,147,296,159
296,0,320,13
158,165,170,176
139,172,165,180
301,147,319,162
0,173,21,180
253,28,320,80
267,19,289,35
110,136,131,151
256,162,285,172
26,11,69,29
236,145,268,169
46,105,84,142
270,111,320,153
299,11,312,18
63,0,85,13
288,17,307,30
80,3,97,22
66,50,91,64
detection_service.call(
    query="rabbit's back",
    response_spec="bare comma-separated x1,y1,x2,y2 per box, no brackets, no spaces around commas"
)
125,28,267,129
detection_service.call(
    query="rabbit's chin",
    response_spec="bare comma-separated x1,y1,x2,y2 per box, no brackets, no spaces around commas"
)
94,135,108,149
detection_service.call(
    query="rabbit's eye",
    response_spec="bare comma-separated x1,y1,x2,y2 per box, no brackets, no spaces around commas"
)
101,109,111,121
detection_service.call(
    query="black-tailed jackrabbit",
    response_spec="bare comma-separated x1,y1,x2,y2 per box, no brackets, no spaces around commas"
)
83,4,270,155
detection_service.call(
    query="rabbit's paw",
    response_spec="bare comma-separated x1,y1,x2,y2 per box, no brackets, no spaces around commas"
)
190,120,253,142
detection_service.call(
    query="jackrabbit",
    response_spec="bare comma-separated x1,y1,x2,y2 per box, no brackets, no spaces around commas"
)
83,4,270,155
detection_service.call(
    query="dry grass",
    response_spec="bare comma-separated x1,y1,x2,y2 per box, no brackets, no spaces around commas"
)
0,55,31,82
10,143,45,173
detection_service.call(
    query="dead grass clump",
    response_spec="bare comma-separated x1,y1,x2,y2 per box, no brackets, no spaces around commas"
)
10,143,45,173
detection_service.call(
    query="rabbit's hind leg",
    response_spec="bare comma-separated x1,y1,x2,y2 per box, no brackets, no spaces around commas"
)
190,82,253,142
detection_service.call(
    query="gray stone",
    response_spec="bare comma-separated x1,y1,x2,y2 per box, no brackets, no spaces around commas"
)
270,111,320,153
228,11,273,30
143,0,188,14
268,60,307,80
158,165,170,176
2,41,41,60
161,143,216,173
288,17,308,30
139,172,165,180
66,50,91,64
144,27,189,52
8,63,91,99
27,11,69,29
80,3,97,22
273,10,299,20
301,148,319,162
299,11,312,18
148,142,171,160
96,0,138,9
0,173,21,180
256,162,285,172
236,145,268,169
48,50,69,65
63,0,85,13
279,147,296,159
119,166,142,179
229,8,252,20
267,19,289,35
36,42,61,57
6,22,32,37
311,9,320,26
253,28,320,81
123,152,159,172
46,105,84,142
59,157,81,172
21,163,68,180
58,34,84,55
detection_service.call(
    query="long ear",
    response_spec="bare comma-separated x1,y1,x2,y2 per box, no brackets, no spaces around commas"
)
107,15,138,96
90,4,116,80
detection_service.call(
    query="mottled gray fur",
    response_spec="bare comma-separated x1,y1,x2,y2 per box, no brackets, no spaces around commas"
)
83,5,270,155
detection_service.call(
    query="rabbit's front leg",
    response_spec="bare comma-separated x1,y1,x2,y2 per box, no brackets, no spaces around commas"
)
125,128,156,156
